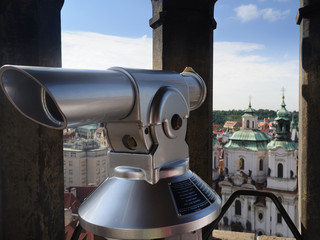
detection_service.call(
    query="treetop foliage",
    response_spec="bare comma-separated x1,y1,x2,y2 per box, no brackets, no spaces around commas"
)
212,109,299,125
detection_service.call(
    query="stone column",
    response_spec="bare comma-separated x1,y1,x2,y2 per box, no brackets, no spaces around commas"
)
243,198,248,223
150,0,217,184
297,1,320,239
0,0,64,239
266,200,271,235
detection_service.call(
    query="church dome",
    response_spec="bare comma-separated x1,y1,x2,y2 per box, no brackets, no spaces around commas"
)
243,102,257,117
225,101,269,151
230,129,269,141
267,140,297,150
224,129,270,151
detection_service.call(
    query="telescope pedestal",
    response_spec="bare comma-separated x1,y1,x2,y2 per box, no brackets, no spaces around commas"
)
79,169,220,240
106,229,202,240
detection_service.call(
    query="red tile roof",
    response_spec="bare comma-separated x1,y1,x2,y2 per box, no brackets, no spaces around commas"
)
64,192,81,214
71,186,97,203
65,186,104,240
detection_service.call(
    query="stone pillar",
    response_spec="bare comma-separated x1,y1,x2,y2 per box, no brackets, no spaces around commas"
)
0,0,64,239
150,0,217,184
243,198,248,222
297,1,320,239
266,200,271,235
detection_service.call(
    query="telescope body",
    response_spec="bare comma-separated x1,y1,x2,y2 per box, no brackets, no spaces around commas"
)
0,65,205,130
0,65,220,240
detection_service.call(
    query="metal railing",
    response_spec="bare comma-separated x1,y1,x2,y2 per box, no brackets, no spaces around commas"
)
203,189,302,240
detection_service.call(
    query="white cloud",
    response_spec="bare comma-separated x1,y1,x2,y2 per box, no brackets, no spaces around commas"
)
213,42,298,110
62,31,152,70
234,4,290,23
261,8,290,22
234,4,260,22
61,32,298,111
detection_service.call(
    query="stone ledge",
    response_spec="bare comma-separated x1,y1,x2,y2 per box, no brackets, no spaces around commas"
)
212,230,296,240
212,230,255,240
257,236,295,240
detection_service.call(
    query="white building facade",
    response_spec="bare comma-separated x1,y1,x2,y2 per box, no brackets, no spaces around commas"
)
63,139,108,188
219,100,298,238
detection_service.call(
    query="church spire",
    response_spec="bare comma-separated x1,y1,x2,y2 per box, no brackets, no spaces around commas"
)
275,91,291,140
268,90,298,150
281,87,286,108
242,98,258,129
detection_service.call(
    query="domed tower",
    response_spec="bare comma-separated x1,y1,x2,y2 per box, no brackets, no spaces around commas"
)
224,102,270,183
267,96,298,191
274,96,292,141
265,96,299,238
242,101,258,130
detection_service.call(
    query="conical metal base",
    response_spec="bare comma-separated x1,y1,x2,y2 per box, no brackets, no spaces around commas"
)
79,170,221,239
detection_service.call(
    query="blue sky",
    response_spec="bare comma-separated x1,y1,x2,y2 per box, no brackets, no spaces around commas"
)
61,0,300,111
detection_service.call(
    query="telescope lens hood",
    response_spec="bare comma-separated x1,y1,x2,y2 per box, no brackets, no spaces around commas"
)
0,65,136,129
0,66,66,129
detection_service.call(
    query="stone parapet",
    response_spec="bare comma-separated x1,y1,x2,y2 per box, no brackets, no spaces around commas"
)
212,230,255,240
212,230,296,240
267,177,297,191
257,236,295,240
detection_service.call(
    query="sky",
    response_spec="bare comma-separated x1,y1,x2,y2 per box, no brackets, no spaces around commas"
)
61,0,300,111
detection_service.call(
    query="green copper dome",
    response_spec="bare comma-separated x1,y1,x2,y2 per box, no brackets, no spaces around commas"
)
243,102,257,117
267,140,297,150
224,129,270,151
212,136,218,145
229,129,269,141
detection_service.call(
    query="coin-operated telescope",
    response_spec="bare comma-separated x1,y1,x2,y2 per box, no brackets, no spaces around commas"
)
0,65,221,240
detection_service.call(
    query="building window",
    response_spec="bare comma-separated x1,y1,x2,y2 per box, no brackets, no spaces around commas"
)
259,159,263,171
240,158,244,170
69,169,72,175
258,213,263,220
277,163,283,178
246,120,250,128
69,161,72,166
252,121,254,129
235,200,241,215
277,213,282,224
71,152,76,157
